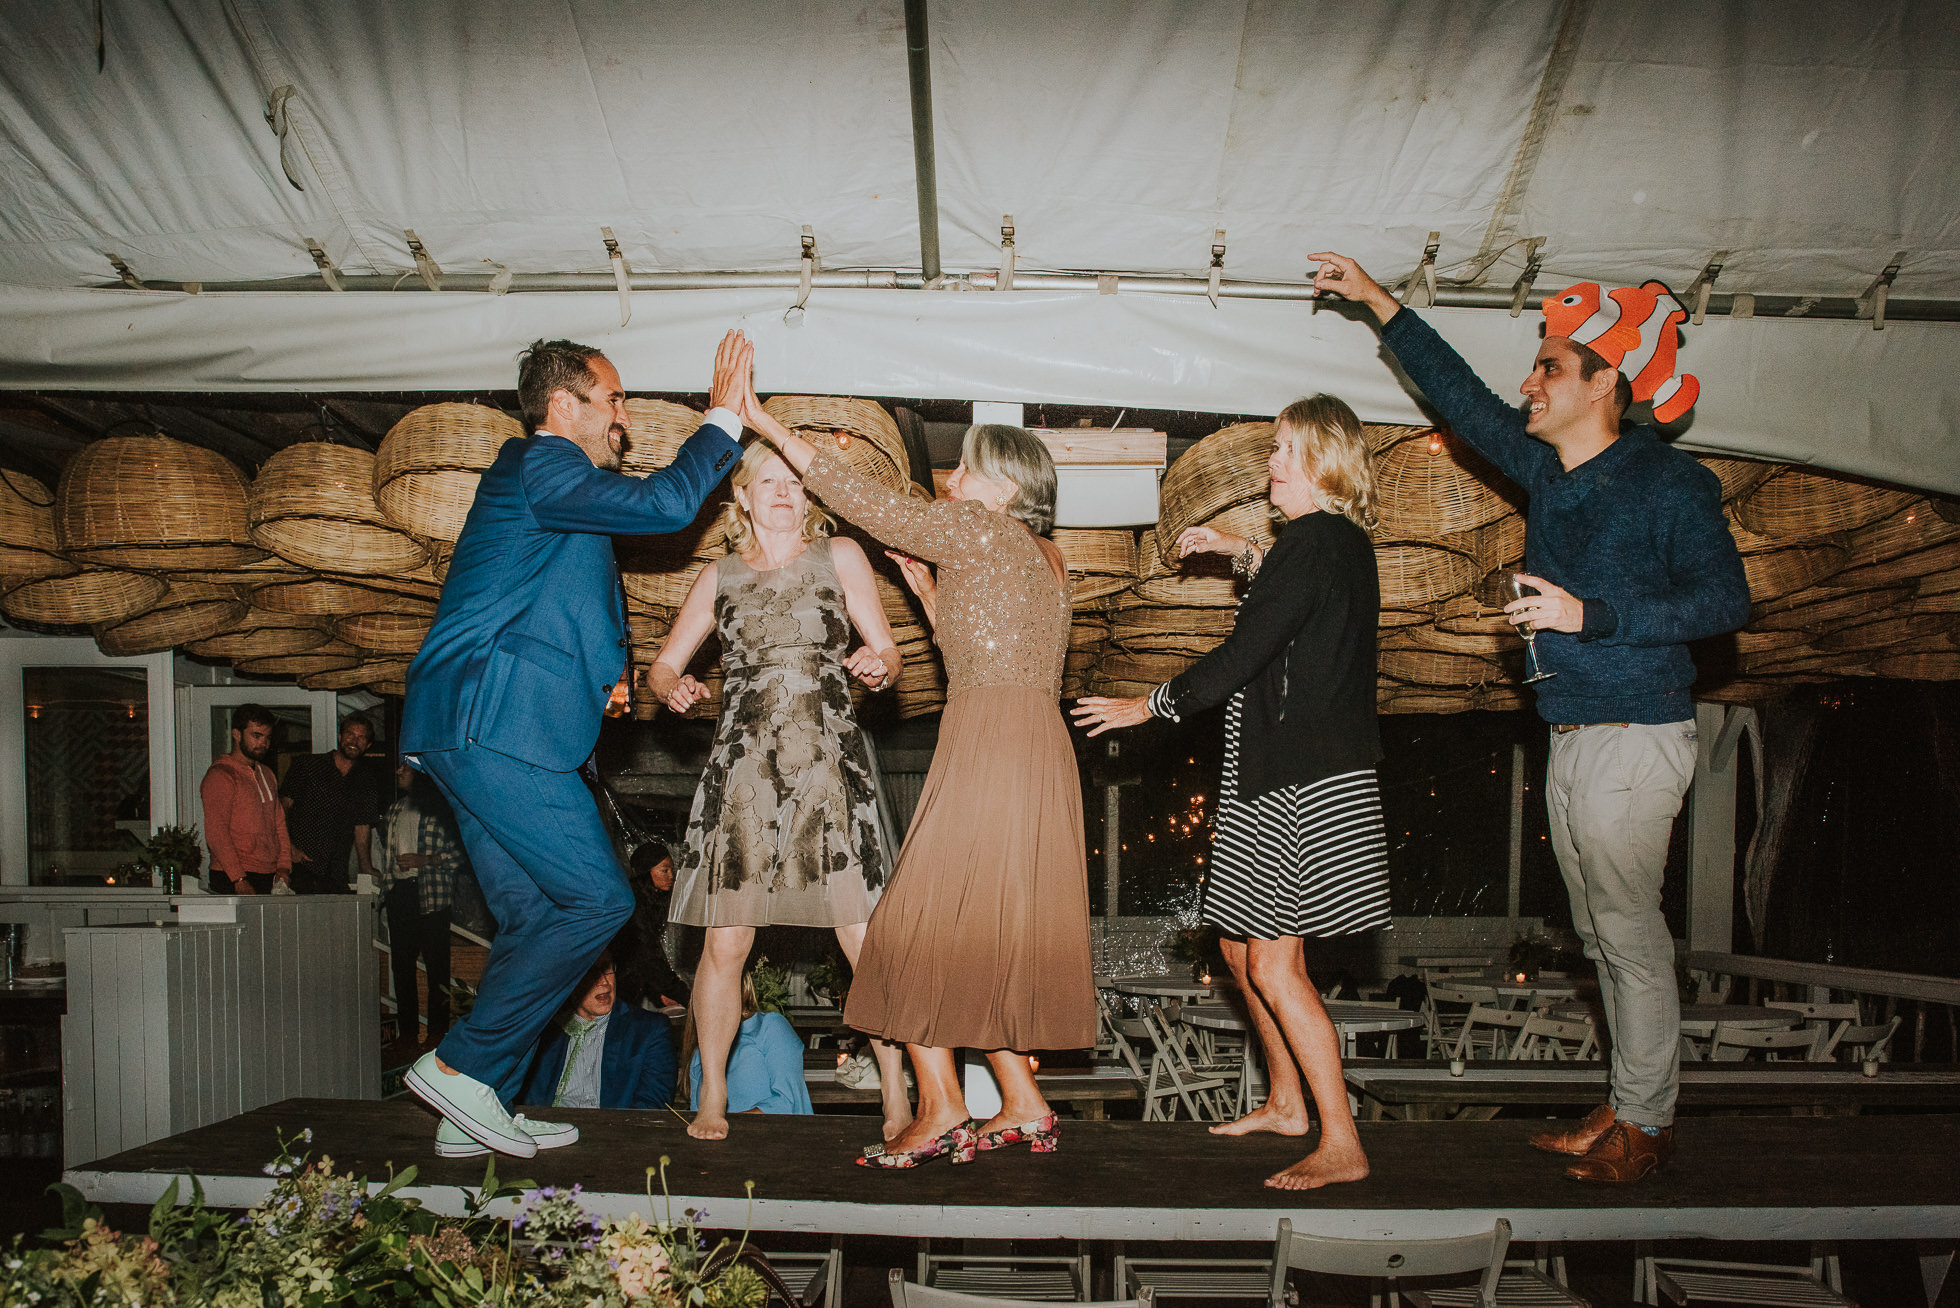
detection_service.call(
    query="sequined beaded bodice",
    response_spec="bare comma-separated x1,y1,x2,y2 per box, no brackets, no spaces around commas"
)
802,448,1068,699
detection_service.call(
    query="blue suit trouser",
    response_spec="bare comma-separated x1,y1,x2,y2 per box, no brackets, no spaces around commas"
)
419,743,634,1108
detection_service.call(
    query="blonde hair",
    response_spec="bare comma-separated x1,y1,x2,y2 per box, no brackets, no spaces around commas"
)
719,440,834,555
961,424,1057,535
1274,394,1377,532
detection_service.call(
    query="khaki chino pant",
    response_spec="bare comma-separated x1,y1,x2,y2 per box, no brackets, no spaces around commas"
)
1546,719,1697,1128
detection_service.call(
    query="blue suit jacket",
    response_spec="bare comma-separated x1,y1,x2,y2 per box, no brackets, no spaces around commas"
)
402,420,739,771
518,1004,679,1111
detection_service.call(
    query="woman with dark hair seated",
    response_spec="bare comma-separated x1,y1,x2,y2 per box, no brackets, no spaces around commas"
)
612,842,690,1009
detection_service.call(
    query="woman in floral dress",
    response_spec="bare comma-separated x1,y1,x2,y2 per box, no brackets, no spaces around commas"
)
649,441,910,1142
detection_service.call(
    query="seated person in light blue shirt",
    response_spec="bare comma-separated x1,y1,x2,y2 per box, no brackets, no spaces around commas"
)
519,952,678,1111
683,974,811,1116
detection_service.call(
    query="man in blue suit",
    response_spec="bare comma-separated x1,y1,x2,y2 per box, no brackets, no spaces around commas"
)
515,953,679,1116
402,332,748,1158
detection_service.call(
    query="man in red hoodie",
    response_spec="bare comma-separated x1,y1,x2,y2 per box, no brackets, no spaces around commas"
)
200,704,294,895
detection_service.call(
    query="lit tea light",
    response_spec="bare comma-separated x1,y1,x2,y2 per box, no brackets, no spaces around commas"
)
1028,1055,1040,1073
1199,973,1213,986
1516,972,1527,984
836,1051,848,1067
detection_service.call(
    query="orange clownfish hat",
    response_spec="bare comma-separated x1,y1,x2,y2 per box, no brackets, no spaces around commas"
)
1541,281,1700,423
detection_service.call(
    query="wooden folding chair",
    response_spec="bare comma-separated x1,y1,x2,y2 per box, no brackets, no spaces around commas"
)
1138,1001,1236,1121
1635,1243,1854,1307
1819,1015,1902,1064
890,1268,1152,1308
1509,1012,1599,1061
917,1241,1092,1302
1450,1003,1530,1061
761,1236,845,1307
1421,984,1500,1060
1268,1215,1513,1308
1706,1023,1829,1062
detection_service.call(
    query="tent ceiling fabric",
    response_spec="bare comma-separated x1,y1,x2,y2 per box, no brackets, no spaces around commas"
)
2,0,1953,294
0,0,1955,492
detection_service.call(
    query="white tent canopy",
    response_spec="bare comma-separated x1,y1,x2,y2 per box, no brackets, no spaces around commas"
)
1,0,1956,490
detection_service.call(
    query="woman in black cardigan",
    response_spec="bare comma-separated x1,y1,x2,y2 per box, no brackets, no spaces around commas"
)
1075,394,1387,1191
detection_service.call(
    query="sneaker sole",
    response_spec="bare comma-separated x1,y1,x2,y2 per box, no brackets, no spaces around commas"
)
404,1065,538,1158
435,1123,580,1159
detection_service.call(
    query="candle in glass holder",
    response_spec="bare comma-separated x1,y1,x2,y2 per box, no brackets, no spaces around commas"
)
836,1051,848,1067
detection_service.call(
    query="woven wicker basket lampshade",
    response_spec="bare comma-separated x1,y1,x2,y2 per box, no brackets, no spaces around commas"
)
234,645,362,679
333,611,433,656
56,434,264,569
252,577,437,619
1734,468,1917,539
620,399,718,477
1374,540,1480,609
0,470,77,580
93,582,247,656
1694,455,1777,502
3,568,167,626
186,618,334,661
374,404,526,542
1741,544,1848,601
250,443,429,575
1052,529,1136,603
1372,430,1513,539
300,659,413,691
1156,422,1274,567
761,396,910,491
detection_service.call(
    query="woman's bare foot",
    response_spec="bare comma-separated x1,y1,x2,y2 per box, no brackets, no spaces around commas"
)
689,1086,732,1140
1263,1140,1370,1190
1210,1101,1312,1137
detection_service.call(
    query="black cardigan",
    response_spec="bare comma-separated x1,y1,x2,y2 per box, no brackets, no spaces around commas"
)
1154,511,1382,798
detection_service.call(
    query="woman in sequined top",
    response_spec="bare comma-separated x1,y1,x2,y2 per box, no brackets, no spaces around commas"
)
736,366,1096,1170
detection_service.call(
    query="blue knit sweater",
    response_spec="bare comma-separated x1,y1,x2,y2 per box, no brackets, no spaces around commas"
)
1379,309,1750,725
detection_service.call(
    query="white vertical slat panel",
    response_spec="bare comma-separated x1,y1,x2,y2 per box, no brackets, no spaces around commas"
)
214,926,242,1122
356,896,382,1098
60,930,95,1168
295,899,330,1094
233,898,269,1109
271,903,303,1101
88,931,124,1160
163,927,191,1141
325,899,355,1097
114,929,148,1153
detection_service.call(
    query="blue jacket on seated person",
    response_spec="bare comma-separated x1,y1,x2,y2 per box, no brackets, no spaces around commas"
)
519,1004,679,1111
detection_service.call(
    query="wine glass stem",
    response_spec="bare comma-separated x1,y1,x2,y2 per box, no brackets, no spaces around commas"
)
1523,633,1541,679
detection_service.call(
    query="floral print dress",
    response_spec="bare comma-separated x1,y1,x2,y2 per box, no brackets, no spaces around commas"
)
668,536,889,928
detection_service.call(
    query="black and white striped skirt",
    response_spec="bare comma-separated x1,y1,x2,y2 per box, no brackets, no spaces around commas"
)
1199,692,1392,940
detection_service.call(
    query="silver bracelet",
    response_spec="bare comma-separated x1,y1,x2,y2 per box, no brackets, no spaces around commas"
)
1231,541,1262,579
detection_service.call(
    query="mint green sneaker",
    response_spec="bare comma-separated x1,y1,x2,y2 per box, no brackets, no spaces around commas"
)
404,1052,537,1158
435,1114,580,1158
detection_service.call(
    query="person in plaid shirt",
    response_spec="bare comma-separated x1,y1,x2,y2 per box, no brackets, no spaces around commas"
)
379,758,467,1054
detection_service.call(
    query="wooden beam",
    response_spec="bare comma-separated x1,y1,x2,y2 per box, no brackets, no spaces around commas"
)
1682,950,1960,1006
1029,429,1167,467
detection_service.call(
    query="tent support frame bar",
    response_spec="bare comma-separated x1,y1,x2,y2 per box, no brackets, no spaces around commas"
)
112,269,1960,322
903,0,942,285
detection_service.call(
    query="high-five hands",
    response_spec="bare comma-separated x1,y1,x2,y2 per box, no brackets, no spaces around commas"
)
709,331,752,414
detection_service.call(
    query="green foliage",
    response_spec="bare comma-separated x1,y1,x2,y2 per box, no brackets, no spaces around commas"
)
137,824,203,876
746,956,789,1015
1172,925,1226,982
804,949,851,1006
0,1129,768,1308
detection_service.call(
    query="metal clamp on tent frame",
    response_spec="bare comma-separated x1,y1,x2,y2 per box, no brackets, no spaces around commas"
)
997,215,1015,291
787,225,819,322
105,253,146,290
1688,251,1729,325
1508,238,1545,316
1401,231,1441,308
403,230,443,292
1207,229,1226,308
1856,251,1906,331
304,238,343,292
602,227,631,326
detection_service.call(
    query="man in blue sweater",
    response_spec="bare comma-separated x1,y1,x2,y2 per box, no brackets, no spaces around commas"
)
1312,252,1749,1182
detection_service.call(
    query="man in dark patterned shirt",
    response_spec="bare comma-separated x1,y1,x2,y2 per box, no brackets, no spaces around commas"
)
280,713,382,894
378,758,467,1053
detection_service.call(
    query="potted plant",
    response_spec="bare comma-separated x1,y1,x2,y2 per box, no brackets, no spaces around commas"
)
135,825,201,896
806,950,852,1008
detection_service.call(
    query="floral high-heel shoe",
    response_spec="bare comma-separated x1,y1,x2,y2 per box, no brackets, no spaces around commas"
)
973,1113,1059,1154
857,1122,978,1169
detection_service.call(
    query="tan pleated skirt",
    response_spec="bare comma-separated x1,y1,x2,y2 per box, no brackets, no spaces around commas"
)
844,684,1096,1052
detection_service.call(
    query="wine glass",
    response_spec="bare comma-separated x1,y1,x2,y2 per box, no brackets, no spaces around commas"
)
1475,569,1556,684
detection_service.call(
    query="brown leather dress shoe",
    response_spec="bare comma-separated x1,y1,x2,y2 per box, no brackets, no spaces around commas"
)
1529,1103,1616,1156
1565,1121,1673,1183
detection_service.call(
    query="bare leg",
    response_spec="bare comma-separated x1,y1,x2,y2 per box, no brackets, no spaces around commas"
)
1246,936,1369,1189
880,1045,968,1154
835,922,913,1140
687,925,755,1141
1209,935,1312,1137
976,1050,1055,1135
